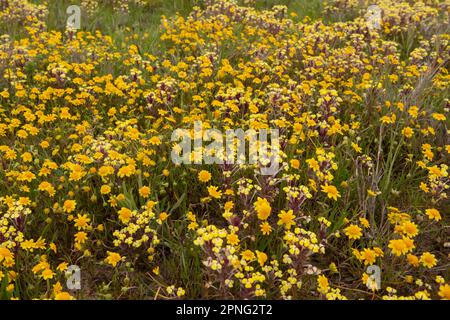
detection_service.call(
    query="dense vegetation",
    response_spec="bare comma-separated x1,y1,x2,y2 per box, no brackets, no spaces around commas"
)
0,0,448,299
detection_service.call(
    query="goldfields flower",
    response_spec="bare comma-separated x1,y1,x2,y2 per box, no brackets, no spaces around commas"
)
425,208,441,221
277,210,295,229
254,197,272,220
290,159,300,169
260,222,272,235
159,212,169,222
407,254,420,267
55,292,74,300
241,250,255,261
74,232,88,245
317,275,329,294
63,200,76,213
198,170,211,183
432,113,446,121
321,184,341,201
402,127,414,138
360,248,377,265
396,221,418,237
389,239,407,256
41,269,55,280
118,207,132,224
359,218,370,228
207,186,222,199
74,214,91,230
256,251,268,266
420,252,437,268
100,185,111,195
56,262,68,272
227,233,239,245
438,284,450,300
139,186,151,198
0,248,14,266
105,252,122,267
344,225,362,240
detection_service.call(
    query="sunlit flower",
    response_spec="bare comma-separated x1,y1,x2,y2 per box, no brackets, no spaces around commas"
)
241,250,255,261
321,184,341,201
118,207,132,224
139,186,151,198
207,186,222,199
420,252,437,268
438,284,450,300
105,252,122,267
425,208,441,221
63,200,77,214
254,197,272,220
277,210,295,229
389,239,407,256
198,170,211,183
260,222,272,235
344,225,362,240
317,275,329,294
41,269,55,280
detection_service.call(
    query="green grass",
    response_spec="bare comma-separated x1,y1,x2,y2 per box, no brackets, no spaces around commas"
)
44,0,192,53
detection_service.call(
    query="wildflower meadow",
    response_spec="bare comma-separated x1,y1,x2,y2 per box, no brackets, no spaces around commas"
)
0,0,449,300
